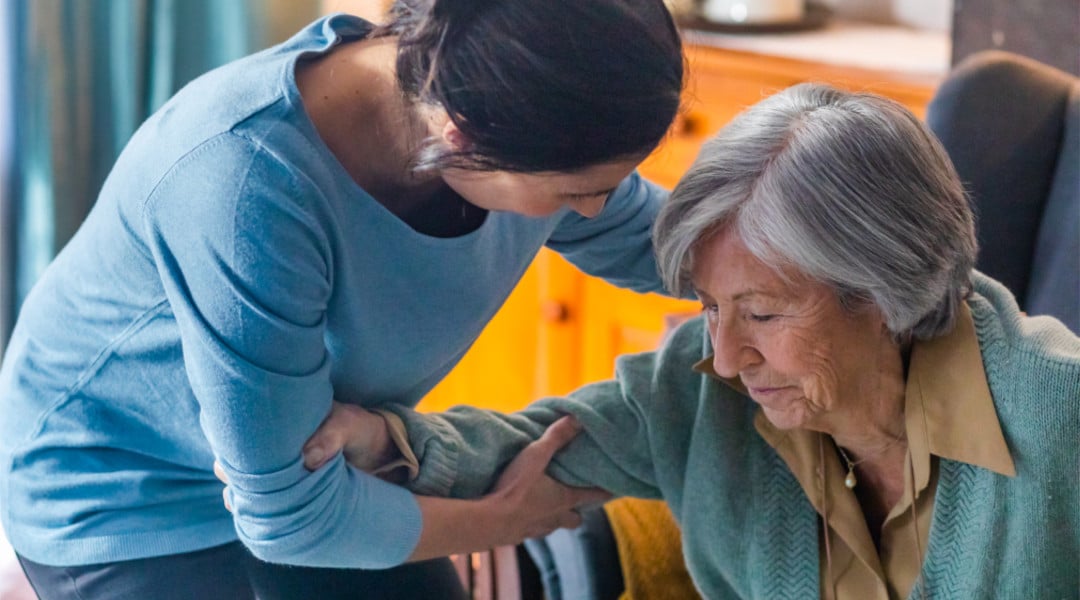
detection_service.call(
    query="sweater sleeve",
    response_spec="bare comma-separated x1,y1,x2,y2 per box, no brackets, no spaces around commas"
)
142,134,421,568
546,172,670,294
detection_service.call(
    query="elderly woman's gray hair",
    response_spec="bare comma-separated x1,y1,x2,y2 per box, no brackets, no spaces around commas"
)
654,83,977,341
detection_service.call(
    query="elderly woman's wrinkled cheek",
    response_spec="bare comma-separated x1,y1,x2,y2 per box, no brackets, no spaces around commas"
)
772,319,848,426
806,337,844,399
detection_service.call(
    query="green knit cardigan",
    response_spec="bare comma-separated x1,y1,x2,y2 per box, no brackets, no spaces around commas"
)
390,272,1080,599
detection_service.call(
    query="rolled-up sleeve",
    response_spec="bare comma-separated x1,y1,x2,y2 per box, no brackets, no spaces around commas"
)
143,134,420,568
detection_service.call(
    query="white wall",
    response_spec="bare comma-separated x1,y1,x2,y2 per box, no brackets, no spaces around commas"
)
823,0,953,31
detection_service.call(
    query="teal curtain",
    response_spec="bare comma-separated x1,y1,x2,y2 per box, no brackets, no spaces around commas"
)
0,0,319,350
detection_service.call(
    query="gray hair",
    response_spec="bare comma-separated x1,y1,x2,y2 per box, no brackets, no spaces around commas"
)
654,83,976,341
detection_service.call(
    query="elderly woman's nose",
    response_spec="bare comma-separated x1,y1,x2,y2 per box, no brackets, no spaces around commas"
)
710,317,749,378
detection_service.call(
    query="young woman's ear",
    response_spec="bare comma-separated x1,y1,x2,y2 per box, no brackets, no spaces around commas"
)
440,120,471,152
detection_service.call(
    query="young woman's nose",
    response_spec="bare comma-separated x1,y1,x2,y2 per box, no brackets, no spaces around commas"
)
569,195,607,218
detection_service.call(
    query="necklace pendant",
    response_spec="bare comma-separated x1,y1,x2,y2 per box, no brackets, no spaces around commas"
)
844,470,857,489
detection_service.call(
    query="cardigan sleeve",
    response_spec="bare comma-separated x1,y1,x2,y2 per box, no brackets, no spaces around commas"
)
546,172,670,295
142,133,421,568
384,317,712,502
380,319,716,501
384,374,666,502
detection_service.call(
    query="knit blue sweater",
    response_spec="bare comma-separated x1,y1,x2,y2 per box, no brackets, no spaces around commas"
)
391,273,1080,598
0,15,670,568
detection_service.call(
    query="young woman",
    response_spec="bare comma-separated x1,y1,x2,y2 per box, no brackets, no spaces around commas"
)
0,0,684,598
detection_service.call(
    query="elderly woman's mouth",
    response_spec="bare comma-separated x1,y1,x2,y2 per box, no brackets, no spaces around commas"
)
745,386,798,404
747,385,789,395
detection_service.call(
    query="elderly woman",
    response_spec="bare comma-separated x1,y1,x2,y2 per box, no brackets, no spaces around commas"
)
292,83,1080,598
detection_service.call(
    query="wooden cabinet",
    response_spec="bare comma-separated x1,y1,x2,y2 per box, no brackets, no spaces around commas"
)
417,41,940,414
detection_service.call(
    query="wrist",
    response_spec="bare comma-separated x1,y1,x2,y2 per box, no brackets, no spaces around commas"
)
371,413,397,464
477,493,519,546
370,409,421,483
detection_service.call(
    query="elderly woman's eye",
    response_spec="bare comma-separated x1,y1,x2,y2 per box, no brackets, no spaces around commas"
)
749,314,776,322
701,304,719,317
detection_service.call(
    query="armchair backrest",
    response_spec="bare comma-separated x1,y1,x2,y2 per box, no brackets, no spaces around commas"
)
926,50,1079,333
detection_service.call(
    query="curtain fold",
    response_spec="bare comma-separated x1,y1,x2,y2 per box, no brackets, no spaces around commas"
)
0,1,14,356
1,0,317,353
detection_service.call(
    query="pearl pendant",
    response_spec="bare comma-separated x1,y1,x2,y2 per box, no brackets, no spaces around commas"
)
844,470,857,489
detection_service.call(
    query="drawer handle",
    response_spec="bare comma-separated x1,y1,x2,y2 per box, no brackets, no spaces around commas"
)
674,112,705,137
540,300,571,323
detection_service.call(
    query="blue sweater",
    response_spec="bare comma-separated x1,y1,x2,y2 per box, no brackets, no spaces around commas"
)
0,15,669,568
391,273,1080,598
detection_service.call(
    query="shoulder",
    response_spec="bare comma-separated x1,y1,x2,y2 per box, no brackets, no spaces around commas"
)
138,132,336,289
127,18,347,208
144,132,320,222
612,314,748,418
968,273,1080,442
969,271,1080,374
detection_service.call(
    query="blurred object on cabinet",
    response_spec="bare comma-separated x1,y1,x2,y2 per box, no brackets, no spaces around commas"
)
699,0,806,26
952,0,1079,76
263,0,322,44
679,2,832,35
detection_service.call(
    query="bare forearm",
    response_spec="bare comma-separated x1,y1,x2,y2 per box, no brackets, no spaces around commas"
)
407,495,512,561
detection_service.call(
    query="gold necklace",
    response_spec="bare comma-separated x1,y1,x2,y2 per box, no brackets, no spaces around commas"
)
835,431,906,489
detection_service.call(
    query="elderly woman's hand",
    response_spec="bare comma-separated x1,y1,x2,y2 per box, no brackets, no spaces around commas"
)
301,401,397,472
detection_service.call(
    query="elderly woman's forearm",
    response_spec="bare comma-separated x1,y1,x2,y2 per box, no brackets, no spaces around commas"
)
387,377,665,500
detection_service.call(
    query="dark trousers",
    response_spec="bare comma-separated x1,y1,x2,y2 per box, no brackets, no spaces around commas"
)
17,542,467,600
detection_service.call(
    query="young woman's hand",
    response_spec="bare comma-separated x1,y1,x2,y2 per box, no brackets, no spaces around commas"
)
301,401,397,472
482,415,613,539
407,415,613,561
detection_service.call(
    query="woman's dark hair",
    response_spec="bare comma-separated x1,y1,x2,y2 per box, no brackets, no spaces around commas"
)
378,0,685,173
